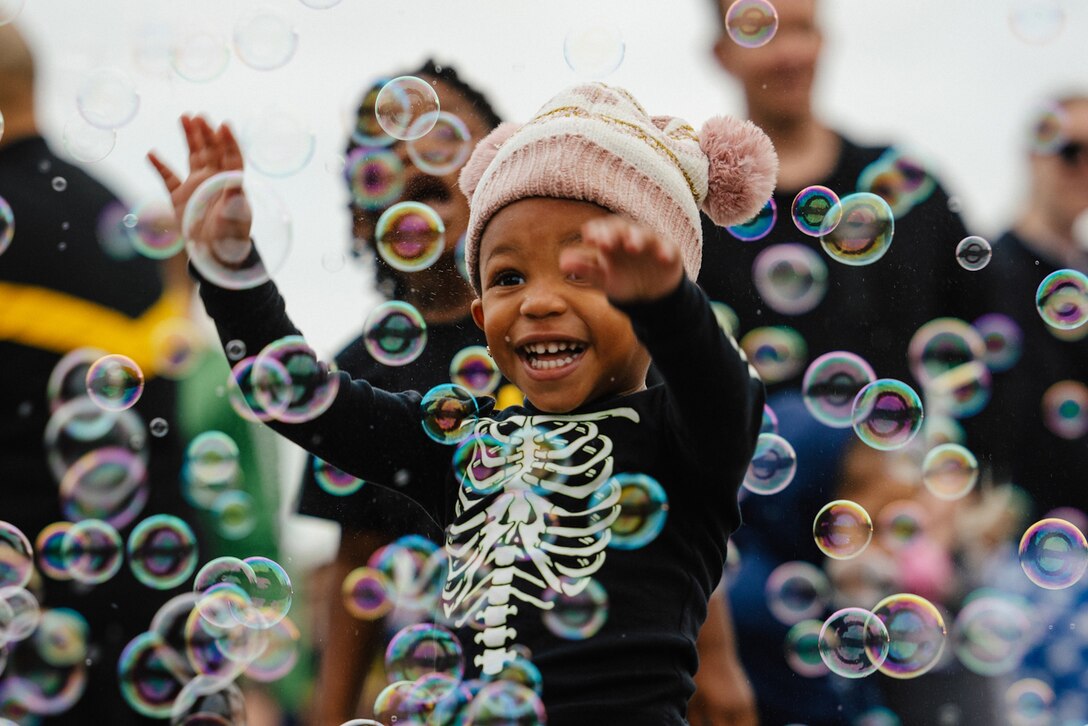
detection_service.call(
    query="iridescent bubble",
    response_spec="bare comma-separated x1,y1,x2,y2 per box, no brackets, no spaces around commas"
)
375,76,440,141
857,150,936,218
46,347,104,411
600,473,668,550
244,616,299,682
0,0,25,25
252,336,340,423
123,199,183,259
872,593,946,679
172,31,230,83
792,186,839,237
1041,380,1088,439
955,236,992,271
752,243,828,315
62,115,117,163
59,446,148,528
241,109,315,177
710,300,740,338
313,457,365,497
742,433,797,495
35,522,73,581
347,78,396,149
127,514,198,589
465,681,547,725
212,490,257,540
819,193,894,266
345,147,404,210
170,676,247,724
1035,268,1088,330
227,356,283,423
1018,517,1088,589
921,443,978,501
973,313,1023,372
876,500,927,552
759,403,778,434
186,431,240,486
541,578,609,640
725,0,779,48
118,631,188,718
952,594,1032,676
363,300,427,366
0,522,33,590
0,194,12,256
183,601,262,678
1008,0,1065,44
818,607,890,679
406,673,469,723
802,351,877,428
407,111,473,176
1005,678,1055,726
785,619,829,677
373,680,415,724
85,354,144,411
375,201,446,273
44,397,148,488
52,176,68,192
420,384,478,445
563,20,625,78
851,379,923,451
739,325,807,385
369,535,447,613
225,340,246,361
813,500,873,560
240,556,292,628
341,566,393,620
182,170,292,290
61,518,123,585
385,624,464,683
449,346,502,397
726,197,776,241
1,587,41,644
765,561,831,625
194,556,258,598
232,10,298,71
76,68,139,130
909,317,989,418
35,607,89,669
1029,101,1068,153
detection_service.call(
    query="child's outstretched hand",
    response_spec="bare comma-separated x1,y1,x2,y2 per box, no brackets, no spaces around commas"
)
561,216,684,304
147,115,251,250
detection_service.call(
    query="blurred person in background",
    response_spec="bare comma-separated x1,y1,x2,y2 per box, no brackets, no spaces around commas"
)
0,23,205,723
697,1,974,722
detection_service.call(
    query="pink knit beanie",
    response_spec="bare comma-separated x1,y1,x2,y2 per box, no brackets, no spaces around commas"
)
459,82,778,294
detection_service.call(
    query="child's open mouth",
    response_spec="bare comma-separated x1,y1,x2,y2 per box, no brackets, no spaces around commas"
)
516,340,587,374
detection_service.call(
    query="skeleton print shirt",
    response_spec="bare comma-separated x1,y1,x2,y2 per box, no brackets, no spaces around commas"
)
200,275,764,726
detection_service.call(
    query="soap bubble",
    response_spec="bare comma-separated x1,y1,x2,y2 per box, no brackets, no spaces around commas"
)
240,555,293,628
1005,678,1055,725
345,147,404,210
819,193,894,266
313,457,365,497
726,197,776,241
59,446,149,528
61,518,123,584
955,236,992,271
181,170,291,290
1035,268,1088,330
542,578,609,640
465,681,547,725
1008,0,1065,44
600,473,668,550
1041,379,1088,439
1,587,42,644
785,619,829,677
765,561,831,625
63,115,117,163
1018,517,1088,590
872,593,946,679
973,313,1023,372
813,500,872,560
792,186,839,236
759,403,778,434
213,490,257,540
85,354,144,411
858,150,936,217
76,68,139,130
385,624,464,683
241,110,315,177
752,243,829,315
563,20,625,78
0,194,13,256
0,522,33,590
186,431,240,487
818,607,890,678
407,111,473,176
36,522,73,581
244,616,300,682
877,500,928,552
742,433,796,495
123,199,183,259
172,31,230,83
375,201,446,273
342,566,393,620
802,351,876,428
232,10,298,71
851,379,923,450
952,594,1032,676
725,0,779,48
252,336,340,423
364,300,428,366
921,443,978,501
118,631,188,718
127,514,199,589
740,326,807,384
375,76,440,141
450,346,502,397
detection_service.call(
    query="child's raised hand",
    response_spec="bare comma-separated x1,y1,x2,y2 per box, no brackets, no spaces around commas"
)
147,115,251,250
561,216,684,304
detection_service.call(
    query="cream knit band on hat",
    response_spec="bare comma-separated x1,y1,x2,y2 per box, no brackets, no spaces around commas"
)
458,82,779,295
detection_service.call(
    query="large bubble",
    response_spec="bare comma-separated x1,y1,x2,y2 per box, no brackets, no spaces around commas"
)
375,201,446,273
802,351,876,428
813,500,873,560
76,68,140,130
742,433,797,495
819,193,895,266
725,0,779,48
375,76,440,141
818,607,890,679
872,593,946,679
851,379,923,450
364,300,428,366
1018,517,1088,590
1035,268,1088,330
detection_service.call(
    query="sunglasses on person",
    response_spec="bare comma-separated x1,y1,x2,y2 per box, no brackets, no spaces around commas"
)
1056,140,1088,168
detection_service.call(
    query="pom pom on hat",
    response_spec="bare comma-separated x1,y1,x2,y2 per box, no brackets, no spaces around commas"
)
459,122,522,202
698,115,779,228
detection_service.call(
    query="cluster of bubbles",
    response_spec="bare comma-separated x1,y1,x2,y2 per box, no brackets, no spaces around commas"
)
224,336,339,429
342,535,448,622
857,149,937,219
117,555,298,719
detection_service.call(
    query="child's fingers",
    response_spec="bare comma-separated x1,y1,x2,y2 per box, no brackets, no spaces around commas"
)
559,246,606,287
217,123,245,171
146,152,182,194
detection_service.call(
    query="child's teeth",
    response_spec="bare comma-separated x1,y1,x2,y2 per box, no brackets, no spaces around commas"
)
547,342,559,353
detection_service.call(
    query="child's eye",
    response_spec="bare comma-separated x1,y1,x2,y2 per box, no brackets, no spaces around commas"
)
492,270,524,287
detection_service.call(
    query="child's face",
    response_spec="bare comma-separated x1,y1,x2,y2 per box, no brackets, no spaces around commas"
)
471,198,651,413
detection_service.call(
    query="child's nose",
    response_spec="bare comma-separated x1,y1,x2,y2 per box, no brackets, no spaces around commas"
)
519,281,568,318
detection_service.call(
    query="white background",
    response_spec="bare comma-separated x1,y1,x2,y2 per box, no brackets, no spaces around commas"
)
12,0,1087,564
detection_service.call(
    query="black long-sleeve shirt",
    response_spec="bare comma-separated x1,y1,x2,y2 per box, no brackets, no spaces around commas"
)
199,271,764,725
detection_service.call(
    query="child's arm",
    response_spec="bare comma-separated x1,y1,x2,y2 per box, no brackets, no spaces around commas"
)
563,216,764,479
148,116,458,518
